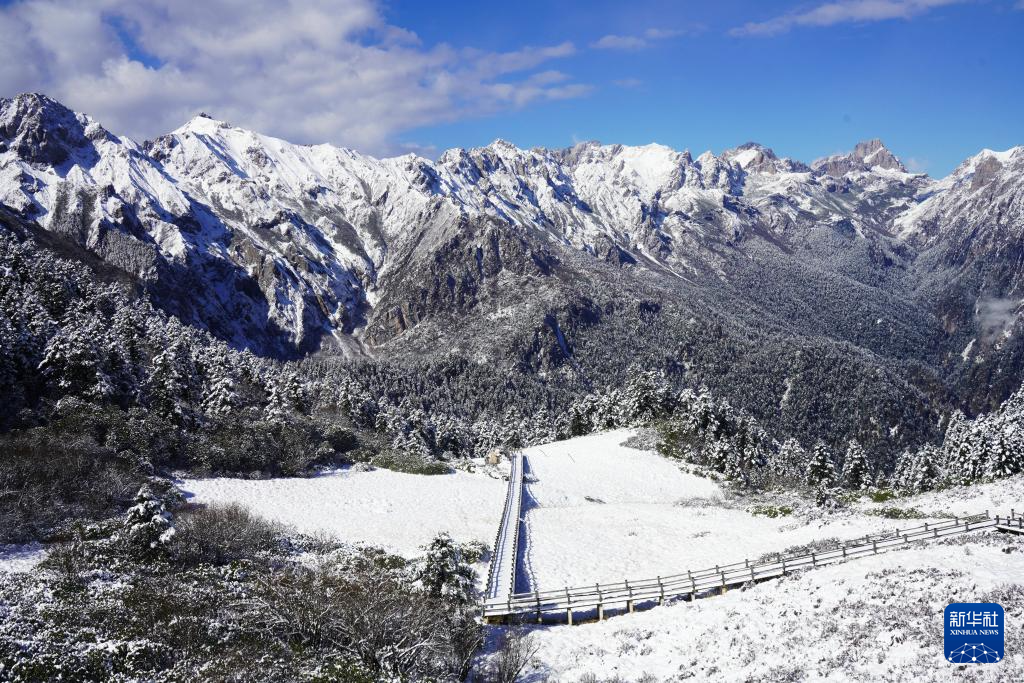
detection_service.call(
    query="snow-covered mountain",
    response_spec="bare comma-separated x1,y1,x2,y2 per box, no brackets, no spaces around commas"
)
1,93,1021,392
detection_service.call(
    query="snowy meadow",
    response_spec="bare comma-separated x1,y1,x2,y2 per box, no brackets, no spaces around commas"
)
173,429,1024,681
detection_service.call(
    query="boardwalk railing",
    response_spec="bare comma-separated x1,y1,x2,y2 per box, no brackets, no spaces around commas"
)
484,510,1023,624
484,452,525,601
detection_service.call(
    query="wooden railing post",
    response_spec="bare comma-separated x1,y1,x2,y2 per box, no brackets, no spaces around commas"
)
688,570,695,601
657,576,664,605
626,580,634,613
565,588,573,625
535,591,542,624
597,584,604,621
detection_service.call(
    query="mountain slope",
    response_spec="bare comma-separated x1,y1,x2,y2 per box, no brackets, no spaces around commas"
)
2,92,1022,450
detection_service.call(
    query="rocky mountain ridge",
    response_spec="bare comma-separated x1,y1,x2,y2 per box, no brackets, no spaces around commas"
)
2,92,1023,441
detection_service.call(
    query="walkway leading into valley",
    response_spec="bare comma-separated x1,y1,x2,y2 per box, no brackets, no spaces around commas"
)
484,452,525,603
483,510,1024,624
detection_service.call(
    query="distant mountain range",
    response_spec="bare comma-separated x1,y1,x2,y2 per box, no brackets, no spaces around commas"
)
2,92,1022,451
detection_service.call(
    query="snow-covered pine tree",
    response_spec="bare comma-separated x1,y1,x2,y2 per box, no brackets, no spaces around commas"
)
0,313,25,421
37,314,105,398
623,369,674,424
987,428,1022,479
842,441,872,490
996,386,1024,419
706,438,735,474
889,448,912,491
528,408,557,445
908,444,941,493
567,394,598,436
144,340,192,423
416,533,476,605
772,438,806,480
727,437,754,484
265,379,291,423
594,388,624,429
123,484,174,558
945,427,988,485
201,350,238,416
805,441,836,488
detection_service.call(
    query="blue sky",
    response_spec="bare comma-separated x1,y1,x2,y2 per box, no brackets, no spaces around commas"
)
1,0,1021,175
388,0,1024,175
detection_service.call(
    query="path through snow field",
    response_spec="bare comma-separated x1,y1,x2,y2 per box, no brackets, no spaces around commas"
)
520,430,976,588
181,467,506,558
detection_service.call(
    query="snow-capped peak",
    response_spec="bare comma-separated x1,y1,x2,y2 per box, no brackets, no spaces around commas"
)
721,142,809,175
4,94,1021,357
813,139,907,176
172,112,233,136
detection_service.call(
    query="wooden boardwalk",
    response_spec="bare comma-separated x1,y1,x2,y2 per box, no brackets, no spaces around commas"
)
484,452,525,603
484,510,1023,625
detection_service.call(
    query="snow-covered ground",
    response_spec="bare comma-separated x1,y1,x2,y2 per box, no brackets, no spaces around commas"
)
483,534,1024,681
181,429,1024,681
477,431,1024,682
520,430,991,589
0,543,47,573
181,467,507,558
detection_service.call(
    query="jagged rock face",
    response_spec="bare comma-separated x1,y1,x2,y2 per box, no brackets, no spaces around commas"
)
813,138,908,176
898,149,1024,273
0,93,1022,387
0,94,108,167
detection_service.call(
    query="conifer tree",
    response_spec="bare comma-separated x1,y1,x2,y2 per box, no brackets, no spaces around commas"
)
908,444,941,493
124,485,174,558
772,438,806,480
946,428,988,485
805,441,836,488
842,441,872,490
145,341,191,423
416,533,476,605
202,352,238,417
988,430,1022,479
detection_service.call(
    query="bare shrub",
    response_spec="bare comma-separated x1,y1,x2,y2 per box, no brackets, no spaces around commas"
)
244,554,482,680
482,629,539,683
171,502,283,565
0,428,144,543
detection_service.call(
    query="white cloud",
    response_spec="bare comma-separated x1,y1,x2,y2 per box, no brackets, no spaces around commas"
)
904,156,929,173
730,0,967,37
591,26,693,50
613,78,643,89
0,0,590,155
592,34,648,50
